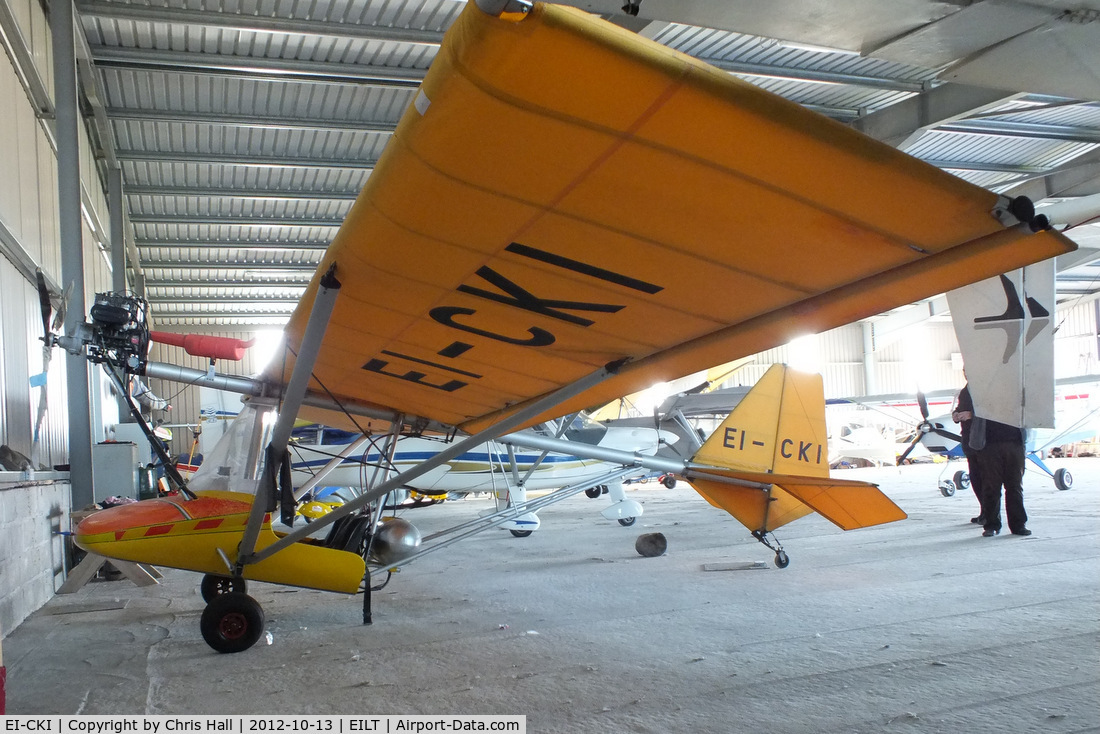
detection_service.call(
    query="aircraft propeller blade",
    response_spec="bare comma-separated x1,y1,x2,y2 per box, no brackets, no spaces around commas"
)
35,269,53,341
916,390,930,421
896,434,921,465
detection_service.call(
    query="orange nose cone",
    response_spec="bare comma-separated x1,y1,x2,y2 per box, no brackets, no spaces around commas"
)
76,499,189,539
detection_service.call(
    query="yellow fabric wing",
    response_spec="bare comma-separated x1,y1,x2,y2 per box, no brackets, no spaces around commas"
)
273,1,1076,434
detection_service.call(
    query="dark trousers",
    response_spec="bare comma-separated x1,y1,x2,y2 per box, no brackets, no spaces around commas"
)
965,453,982,514
975,441,1027,533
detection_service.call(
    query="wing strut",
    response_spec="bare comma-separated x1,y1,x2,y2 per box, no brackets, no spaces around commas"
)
243,357,630,566
239,265,342,567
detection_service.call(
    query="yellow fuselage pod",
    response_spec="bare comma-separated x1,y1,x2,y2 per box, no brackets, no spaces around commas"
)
74,491,364,594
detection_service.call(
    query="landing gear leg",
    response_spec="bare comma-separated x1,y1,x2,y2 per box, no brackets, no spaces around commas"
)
752,530,790,569
363,567,373,625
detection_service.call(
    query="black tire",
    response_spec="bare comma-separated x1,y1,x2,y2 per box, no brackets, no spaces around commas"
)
953,470,970,490
509,529,533,538
661,475,676,489
774,550,790,569
200,574,246,603
584,487,602,499
617,517,636,527
1054,467,1073,491
200,592,265,654
939,480,956,497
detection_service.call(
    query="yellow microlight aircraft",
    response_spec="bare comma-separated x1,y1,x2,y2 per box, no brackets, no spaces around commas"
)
58,0,1077,653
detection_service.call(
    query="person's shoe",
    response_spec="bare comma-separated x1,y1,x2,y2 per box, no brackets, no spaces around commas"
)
982,529,999,537
970,515,986,524
1011,528,1032,536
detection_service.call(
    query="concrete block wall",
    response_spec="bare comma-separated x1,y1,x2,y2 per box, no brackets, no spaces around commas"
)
0,478,71,637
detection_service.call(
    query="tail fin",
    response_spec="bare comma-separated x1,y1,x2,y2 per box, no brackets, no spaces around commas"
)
688,364,905,534
693,363,830,477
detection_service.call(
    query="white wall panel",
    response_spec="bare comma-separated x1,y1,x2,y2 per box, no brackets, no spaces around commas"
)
0,52,22,244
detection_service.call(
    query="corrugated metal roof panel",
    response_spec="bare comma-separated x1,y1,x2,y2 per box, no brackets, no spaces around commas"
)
121,160,371,191
110,120,391,160
905,130,1098,169
653,22,938,85
99,68,415,122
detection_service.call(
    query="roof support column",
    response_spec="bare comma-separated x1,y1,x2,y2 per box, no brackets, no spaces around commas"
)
108,165,132,422
53,0,94,506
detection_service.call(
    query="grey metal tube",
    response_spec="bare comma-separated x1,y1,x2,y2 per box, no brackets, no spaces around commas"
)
240,267,342,561
53,0,93,506
247,360,624,564
142,361,266,396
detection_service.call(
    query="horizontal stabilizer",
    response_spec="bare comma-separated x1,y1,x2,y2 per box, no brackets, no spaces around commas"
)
689,470,905,533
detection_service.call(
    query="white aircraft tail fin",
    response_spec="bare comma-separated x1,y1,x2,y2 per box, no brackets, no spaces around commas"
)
947,260,1056,429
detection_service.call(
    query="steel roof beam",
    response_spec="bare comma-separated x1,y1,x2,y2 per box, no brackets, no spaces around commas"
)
921,159,1049,175
107,107,398,134
90,47,425,87
144,277,314,287
117,149,376,170
939,119,1100,144
130,214,345,226
707,58,928,93
147,297,302,306
1001,148,1100,200
76,0,446,47
141,261,318,271
126,185,362,201
851,83,1021,149
136,239,331,251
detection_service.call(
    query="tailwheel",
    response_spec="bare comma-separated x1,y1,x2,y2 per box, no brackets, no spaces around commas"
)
1054,467,1072,491
617,517,636,527
200,574,246,603
200,592,265,654
938,480,956,497
584,487,602,499
752,529,789,570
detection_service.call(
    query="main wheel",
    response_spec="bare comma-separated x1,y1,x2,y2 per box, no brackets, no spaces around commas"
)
617,517,636,527
774,550,790,569
584,487,602,499
509,529,533,538
1054,467,1073,491
953,470,970,490
200,592,265,653
200,574,246,603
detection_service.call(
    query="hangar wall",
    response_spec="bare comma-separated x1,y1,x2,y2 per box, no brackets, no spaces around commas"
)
0,0,116,637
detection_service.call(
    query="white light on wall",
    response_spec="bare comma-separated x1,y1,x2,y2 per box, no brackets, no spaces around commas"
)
251,330,285,372
788,334,822,374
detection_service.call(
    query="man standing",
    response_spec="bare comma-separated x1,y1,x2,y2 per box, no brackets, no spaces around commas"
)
974,416,1031,538
951,384,985,525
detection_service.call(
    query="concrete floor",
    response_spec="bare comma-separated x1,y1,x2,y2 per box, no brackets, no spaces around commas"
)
4,458,1098,732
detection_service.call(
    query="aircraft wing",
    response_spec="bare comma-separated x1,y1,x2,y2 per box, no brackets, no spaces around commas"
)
269,0,1076,436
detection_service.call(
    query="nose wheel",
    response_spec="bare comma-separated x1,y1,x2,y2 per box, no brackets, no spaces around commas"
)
200,591,265,653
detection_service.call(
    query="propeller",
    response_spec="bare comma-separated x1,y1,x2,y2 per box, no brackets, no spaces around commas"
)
895,389,963,466
31,270,61,456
